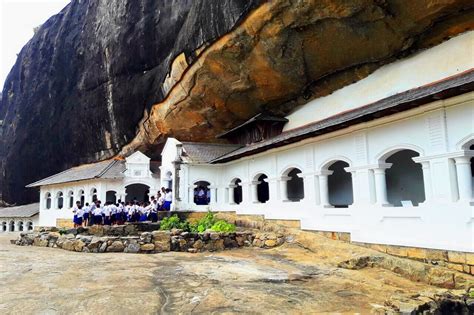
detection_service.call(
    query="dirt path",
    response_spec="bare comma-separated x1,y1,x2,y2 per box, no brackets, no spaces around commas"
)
0,233,462,314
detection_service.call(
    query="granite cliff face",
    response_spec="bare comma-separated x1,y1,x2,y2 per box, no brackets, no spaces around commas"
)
1,0,473,204
0,0,261,204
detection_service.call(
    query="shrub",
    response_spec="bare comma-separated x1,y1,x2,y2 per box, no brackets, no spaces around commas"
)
160,215,189,230
211,220,236,232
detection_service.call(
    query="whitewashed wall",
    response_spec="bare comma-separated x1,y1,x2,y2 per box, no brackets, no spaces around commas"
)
171,93,474,252
284,31,474,131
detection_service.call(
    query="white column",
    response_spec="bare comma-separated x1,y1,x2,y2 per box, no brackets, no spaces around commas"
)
241,181,251,205
279,176,291,202
300,173,318,205
418,161,433,203
210,186,218,205
228,185,236,204
373,163,392,206
317,170,333,207
251,180,260,203
454,157,473,202
266,177,279,204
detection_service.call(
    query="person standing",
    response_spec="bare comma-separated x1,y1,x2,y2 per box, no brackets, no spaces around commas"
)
83,202,90,227
163,189,172,211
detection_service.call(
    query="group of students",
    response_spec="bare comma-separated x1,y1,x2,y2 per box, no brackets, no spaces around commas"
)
72,188,173,227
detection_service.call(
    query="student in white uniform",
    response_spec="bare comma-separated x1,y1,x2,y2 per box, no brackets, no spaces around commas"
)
93,202,103,225
72,201,81,227
76,205,84,227
83,203,90,227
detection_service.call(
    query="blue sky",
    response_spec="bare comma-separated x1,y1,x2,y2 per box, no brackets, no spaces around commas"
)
0,0,69,89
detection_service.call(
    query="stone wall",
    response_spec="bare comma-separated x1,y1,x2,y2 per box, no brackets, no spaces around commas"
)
16,222,284,254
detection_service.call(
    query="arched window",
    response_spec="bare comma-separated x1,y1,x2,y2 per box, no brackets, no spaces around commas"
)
165,171,173,190
285,168,304,202
470,144,473,187
68,191,74,208
9,221,15,232
91,188,98,202
45,192,52,209
328,161,353,208
78,190,85,205
27,221,33,231
106,191,117,203
1,222,7,232
18,221,24,232
385,150,425,207
255,174,269,203
194,181,211,205
57,192,64,209
230,178,242,205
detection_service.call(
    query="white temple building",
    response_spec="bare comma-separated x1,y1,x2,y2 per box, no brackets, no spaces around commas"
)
25,32,473,253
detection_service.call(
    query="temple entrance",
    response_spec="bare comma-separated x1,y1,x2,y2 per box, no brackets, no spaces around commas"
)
194,181,211,205
232,178,243,204
328,161,353,208
385,150,425,207
256,174,269,203
106,191,117,203
286,168,304,202
125,184,150,203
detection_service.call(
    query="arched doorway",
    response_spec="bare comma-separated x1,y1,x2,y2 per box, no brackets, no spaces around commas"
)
256,174,269,203
27,222,33,231
328,161,353,207
194,181,211,205
90,188,98,202
1,222,6,232
125,184,150,203
78,190,85,205
385,150,425,207
106,191,117,204
45,192,52,209
285,168,304,202
230,178,242,205
9,221,15,232
18,221,24,232
57,192,64,209
68,191,74,208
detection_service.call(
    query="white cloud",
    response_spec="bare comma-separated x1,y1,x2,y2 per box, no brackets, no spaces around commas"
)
0,0,70,89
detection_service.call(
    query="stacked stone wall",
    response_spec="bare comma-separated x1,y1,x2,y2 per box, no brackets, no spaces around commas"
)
16,222,285,254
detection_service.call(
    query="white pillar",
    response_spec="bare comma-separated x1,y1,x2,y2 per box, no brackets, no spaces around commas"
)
373,164,392,206
266,177,279,204
317,170,333,207
418,161,433,203
210,186,218,205
251,180,260,203
240,181,251,206
228,185,236,204
300,173,318,205
279,176,291,202
454,157,473,202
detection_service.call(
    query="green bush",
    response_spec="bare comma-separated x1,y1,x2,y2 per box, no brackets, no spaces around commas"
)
160,215,189,230
211,220,236,232
159,211,236,233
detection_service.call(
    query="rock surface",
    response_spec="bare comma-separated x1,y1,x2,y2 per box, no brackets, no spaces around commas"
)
1,0,474,204
0,0,261,203
2,232,473,313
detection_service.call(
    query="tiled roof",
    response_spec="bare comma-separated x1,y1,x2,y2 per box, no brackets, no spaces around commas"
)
181,142,242,164
213,69,474,163
26,159,126,187
0,203,39,218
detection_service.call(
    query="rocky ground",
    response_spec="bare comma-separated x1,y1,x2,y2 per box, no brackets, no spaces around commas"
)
0,232,472,314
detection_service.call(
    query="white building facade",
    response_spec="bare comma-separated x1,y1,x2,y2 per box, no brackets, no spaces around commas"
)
161,32,474,253
29,32,473,253
28,152,161,227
